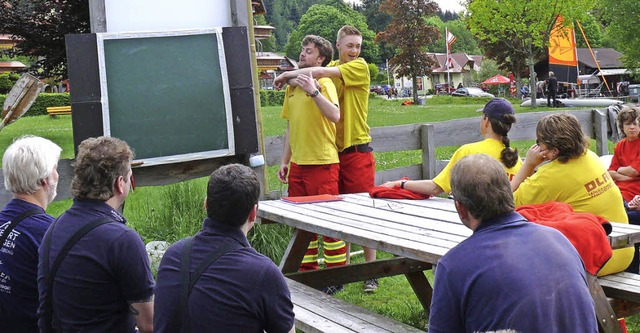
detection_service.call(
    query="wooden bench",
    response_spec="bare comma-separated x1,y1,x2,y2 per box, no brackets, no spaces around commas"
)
46,106,71,117
599,272,640,318
286,278,425,333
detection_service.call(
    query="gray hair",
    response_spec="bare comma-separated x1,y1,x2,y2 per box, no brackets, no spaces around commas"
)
3,135,61,194
451,154,514,221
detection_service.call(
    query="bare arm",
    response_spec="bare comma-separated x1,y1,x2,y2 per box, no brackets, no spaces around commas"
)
511,144,545,192
381,179,444,196
295,73,339,123
609,169,637,182
130,299,153,333
273,67,342,90
277,124,292,184
617,165,640,178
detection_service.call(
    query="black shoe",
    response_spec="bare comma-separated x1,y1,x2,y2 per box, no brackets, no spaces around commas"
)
363,279,379,293
320,284,344,295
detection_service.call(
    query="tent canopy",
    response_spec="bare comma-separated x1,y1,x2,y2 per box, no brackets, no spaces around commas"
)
482,74,510,85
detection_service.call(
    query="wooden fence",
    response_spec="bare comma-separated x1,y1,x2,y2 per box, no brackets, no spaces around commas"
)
0,109,610,207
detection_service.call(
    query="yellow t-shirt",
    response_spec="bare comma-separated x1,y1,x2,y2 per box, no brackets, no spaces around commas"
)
327,58,371,151
432,138,523,193
514,150,632,276
281,77,340,165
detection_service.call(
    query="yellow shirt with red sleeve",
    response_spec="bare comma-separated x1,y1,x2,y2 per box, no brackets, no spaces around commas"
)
327,58,371,152
514,150,632,276
281,77,340,165
609,137,640,202
432,138,522,193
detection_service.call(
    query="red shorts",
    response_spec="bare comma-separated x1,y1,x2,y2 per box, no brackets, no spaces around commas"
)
338,151,375,194
287,163,339,197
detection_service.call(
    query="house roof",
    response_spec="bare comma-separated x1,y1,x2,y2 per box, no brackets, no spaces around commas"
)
428,52,479,73
255,52,297,70
576,48,623,69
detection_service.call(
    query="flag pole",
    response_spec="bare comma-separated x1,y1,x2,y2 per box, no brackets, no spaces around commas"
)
446,27,451,89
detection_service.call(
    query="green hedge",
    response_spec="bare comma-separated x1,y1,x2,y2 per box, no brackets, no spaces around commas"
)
259,90,285,106
0,93,70,117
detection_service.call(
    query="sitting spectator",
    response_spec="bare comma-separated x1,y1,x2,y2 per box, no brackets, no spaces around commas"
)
0,136,61,333
511,113,633,276
38,136,154,332
383,98,521,196
609,106,640,273
429,154,597,333
154,164,295,332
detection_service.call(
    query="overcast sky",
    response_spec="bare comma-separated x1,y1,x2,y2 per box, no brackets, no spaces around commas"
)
345,0,464,14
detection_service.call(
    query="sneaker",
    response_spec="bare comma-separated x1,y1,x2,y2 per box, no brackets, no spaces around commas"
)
320,284,344,295
363,279,379,293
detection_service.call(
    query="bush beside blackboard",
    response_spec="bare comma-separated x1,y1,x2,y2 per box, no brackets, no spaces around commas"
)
259,90,285,106
0,93,71,117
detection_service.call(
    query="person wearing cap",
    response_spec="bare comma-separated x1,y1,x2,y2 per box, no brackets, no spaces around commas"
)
382,98,522,196
511,113,632,276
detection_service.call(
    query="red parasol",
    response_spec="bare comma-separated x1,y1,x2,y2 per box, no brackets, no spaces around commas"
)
482,74,511,85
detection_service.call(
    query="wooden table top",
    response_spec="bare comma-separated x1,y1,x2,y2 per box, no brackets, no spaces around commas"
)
258,193,640,265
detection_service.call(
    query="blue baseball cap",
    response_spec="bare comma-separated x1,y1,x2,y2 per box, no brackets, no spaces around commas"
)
476,98,515,120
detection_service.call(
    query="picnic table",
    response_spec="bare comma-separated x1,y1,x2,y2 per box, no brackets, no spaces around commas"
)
258,193,640,333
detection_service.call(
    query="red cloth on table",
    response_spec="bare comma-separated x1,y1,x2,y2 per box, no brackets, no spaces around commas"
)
516,201,612,275
368,178,431,200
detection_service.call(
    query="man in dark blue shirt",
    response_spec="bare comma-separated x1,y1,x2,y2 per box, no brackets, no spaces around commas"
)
37,136,154,332
0,136,61,333
154,164,295,333
429,154,597,333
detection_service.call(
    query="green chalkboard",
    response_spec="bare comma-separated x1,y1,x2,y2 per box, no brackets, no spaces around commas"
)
101,31,233,164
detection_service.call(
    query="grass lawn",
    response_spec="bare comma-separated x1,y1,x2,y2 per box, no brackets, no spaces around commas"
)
1,96,637,331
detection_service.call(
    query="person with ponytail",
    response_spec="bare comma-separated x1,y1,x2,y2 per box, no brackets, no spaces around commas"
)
382,98,521,196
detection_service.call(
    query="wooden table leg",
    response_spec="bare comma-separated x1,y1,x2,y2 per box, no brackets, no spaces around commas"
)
588,273,623,333
279,228,314,274
405,271,433,314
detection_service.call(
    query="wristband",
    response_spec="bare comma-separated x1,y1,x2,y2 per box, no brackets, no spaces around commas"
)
400,180,407,189
309,89,320,97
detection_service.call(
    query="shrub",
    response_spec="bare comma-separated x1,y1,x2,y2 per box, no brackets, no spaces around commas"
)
259,90,285,106
0,92,70,117
0,73,20,94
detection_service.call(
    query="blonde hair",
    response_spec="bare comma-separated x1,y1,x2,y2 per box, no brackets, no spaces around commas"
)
336,25,362,41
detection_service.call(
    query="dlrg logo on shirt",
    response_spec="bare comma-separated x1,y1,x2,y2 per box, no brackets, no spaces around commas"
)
584,171,613,198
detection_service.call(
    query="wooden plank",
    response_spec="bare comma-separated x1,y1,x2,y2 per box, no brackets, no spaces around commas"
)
375,165,422,186
588,273,624,333
599,272,640,304
404,271,433,313
258,202,448,263
287,278,426,333
262,199,466,249
280,229,314,274
285,257,431,288
370,123,422,152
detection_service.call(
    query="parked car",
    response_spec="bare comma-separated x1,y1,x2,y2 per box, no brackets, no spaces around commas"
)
451,87,495,98
370,85,384,95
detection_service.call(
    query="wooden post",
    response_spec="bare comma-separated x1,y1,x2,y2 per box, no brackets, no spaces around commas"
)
593,108,609,156
88,0,107,33
420,124,436,179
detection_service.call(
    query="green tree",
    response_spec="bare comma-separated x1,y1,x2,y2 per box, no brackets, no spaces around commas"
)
376,0,440,103
466,0,592,106
284,4,379,63
574,14,602,48
597,0,640,78
0,0,90,77
425,17,481,55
